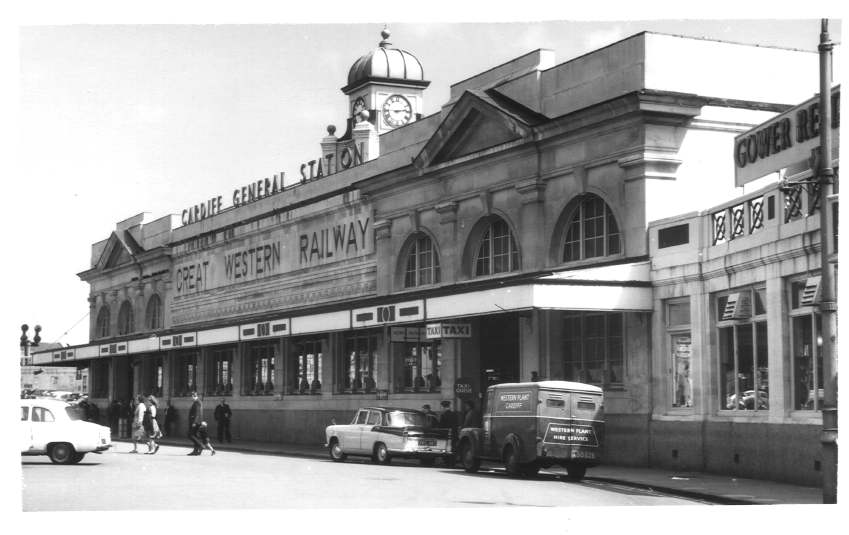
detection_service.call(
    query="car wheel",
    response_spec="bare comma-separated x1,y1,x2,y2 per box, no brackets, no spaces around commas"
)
504,444,521,477
419,457,435,467
460,440,480,473
48,443,75,464
328,439,346,462
71,452,86,464
564,463,587,481
520,462,540,477
373,443,391,465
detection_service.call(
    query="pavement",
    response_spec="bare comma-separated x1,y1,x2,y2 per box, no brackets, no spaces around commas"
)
113,435,825,505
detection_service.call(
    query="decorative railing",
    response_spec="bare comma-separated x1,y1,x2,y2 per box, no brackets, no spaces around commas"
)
710,181,826,246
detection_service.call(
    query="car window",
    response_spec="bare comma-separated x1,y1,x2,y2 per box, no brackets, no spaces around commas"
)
366,411,381,425
65,406,85,421
21,406,29,421
387,411,427,427
355,410,368,424
32,407,55,423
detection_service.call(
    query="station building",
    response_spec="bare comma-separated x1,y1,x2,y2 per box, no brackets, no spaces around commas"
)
31,29,834,485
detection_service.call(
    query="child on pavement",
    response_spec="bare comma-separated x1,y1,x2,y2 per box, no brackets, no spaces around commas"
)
195,421,216,456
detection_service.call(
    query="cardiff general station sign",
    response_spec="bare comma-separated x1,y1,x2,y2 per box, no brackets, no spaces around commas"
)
734,85,840,187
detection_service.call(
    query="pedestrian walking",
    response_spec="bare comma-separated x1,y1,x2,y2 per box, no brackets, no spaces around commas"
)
187,392,203,456
195,421,216,456
120,398,132,438
461,399,481,428
163,400,177,438
131,395,146,453
108,398,120,436
77,394,91,421
214,398,232,443
145,395,162,454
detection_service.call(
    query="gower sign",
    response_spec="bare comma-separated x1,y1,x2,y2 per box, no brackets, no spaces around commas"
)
734,85,840,187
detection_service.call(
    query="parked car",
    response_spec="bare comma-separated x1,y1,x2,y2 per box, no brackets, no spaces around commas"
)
21,398,112,464
325,407,453,466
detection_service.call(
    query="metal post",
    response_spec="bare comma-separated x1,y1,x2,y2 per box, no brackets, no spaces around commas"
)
817,18,838,505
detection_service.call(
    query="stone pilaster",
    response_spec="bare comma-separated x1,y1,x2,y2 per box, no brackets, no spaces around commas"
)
374,219,392,295
352,114,380,162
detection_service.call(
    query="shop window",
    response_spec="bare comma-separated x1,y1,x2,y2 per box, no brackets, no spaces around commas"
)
716,287,769,411
789,277,824,411
145,294,163,330
562,312,623,388
666,298,692,408
404,234,441,287
173,352,198,397
391,327,441,393
563,194,621,262
290,338,323,394
342,331,378,393
143,356,164,398
207,348,234,396
117,300,134,335
474,218,520,276
96,306,110,339
246,344,277,395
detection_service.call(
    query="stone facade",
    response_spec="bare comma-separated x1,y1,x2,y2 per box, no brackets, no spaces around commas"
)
30,31,830,485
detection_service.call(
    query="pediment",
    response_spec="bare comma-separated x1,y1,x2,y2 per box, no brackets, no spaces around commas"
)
96,231,143,271
414,89,545,169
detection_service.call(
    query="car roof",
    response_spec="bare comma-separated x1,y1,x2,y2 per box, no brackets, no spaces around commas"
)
360,407,424,414
21,398,71,408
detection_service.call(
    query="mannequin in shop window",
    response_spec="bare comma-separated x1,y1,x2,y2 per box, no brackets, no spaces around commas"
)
414,375,425,391
310,379,321,394
299,377,310,394
352,376,362,390
426,372,441,390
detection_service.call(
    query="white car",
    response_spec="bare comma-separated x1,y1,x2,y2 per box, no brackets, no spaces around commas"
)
325,407,453,466
21,398,112,464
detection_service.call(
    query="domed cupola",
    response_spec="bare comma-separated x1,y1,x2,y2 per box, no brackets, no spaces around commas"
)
340,28,429,134
342,28,430,94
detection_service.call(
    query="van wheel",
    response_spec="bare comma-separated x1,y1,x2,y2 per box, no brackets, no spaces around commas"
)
373,443,391,465
328,439,346,462
460,440,480,473
504,445,521,477
564,463,587,481
48,443,74,464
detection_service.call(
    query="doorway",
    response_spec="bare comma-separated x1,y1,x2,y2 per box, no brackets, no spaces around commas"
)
479,313,519,389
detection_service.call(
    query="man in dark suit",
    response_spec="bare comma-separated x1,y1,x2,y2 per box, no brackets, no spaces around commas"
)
214,398,232,443
187,392,204,455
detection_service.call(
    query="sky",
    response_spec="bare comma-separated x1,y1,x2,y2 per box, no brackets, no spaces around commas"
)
6,3,844,352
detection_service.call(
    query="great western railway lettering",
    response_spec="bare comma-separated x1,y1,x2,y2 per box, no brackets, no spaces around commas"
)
299,217,370,265
224,242,281,280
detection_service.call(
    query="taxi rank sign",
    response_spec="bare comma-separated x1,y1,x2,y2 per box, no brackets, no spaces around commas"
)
734,85,840,187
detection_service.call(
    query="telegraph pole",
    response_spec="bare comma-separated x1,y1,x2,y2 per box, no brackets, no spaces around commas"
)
817,18,838,505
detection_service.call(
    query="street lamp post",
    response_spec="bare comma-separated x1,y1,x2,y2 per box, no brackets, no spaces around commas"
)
817,18,838,505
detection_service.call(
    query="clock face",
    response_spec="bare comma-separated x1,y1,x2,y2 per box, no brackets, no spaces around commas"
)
381,94,412,127
352,96,366,117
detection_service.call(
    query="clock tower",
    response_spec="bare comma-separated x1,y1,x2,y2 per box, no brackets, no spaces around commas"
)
341,28,430,135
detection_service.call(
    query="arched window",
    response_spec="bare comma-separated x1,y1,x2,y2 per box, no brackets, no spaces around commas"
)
474,218,520,276
404,234,441,287
96,306,110,338
145,294,163,330
563,194,621,262
117,300,134,335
